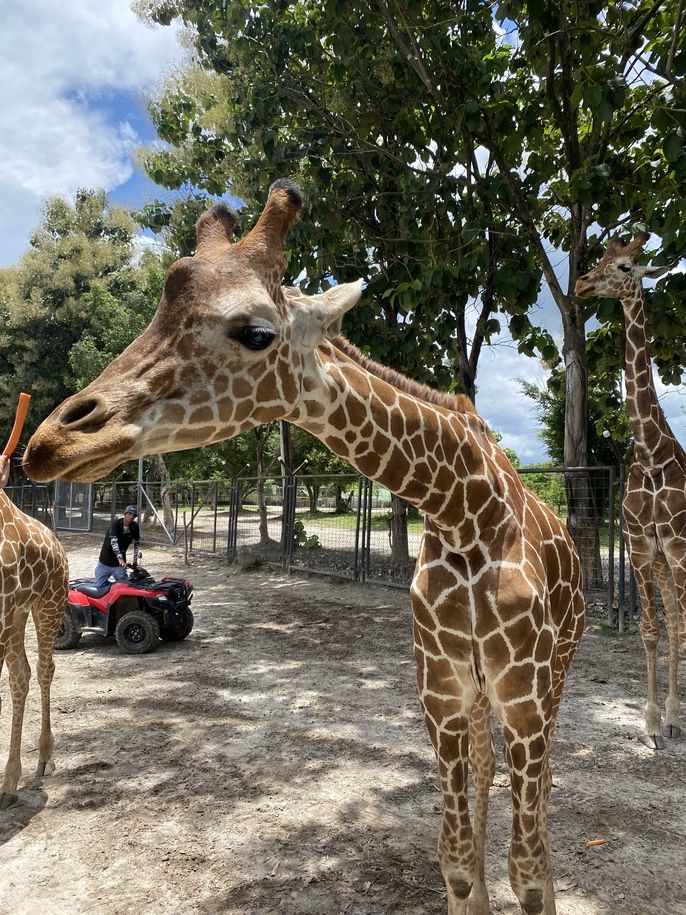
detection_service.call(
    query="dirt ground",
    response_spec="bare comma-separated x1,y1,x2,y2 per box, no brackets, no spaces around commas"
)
1,533,685,915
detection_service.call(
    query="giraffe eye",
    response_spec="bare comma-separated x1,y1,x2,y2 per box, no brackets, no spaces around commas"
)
231,326,276,351
617,263,631,273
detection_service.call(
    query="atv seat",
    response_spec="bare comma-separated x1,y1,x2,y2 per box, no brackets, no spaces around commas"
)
73,582,112,598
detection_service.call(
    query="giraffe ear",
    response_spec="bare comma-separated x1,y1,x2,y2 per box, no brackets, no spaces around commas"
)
320,281,364,337
289,281,363,348
637,264,672,280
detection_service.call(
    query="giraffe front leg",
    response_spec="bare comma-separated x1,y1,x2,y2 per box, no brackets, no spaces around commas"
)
435,717,477,915
415,649,479,913
31,598,61,777
633,566,664,749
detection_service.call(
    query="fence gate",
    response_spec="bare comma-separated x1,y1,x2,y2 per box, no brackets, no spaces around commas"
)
54,481,92,531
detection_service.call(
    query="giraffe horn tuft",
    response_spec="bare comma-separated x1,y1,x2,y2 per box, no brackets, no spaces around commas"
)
195,203,238,255
623,232,651,256
240,179,303,255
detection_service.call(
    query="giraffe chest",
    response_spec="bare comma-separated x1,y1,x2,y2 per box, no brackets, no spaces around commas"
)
624,472,686,547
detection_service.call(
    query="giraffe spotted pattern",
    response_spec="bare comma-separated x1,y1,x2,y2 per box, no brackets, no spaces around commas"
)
25,180,585,914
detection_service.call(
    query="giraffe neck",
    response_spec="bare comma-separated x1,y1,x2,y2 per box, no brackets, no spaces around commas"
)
290,343,511,547
621,286,676,469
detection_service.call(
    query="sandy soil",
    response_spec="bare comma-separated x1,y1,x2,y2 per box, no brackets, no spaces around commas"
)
1,533,684,915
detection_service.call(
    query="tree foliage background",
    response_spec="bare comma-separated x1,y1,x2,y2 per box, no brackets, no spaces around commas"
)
1,2,685,515
132,0,686,580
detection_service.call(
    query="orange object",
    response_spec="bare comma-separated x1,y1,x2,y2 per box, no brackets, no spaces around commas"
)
2,392,32,458
585,838,605,847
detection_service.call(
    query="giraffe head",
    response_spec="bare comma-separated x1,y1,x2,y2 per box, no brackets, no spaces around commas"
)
24,179,363,483
575,232,671,301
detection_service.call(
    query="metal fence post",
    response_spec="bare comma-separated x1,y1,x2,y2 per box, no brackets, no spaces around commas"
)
353,476,364,581
284,472,297,571
211,481,218,553
227,477,240,560
190,483,196,554
607,466,615,627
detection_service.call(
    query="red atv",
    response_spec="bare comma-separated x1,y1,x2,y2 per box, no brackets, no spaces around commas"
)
55,562,194,655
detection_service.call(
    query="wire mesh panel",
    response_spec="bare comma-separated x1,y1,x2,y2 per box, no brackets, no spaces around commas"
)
137,481,180,546
232,475,288,566
53,481,92,531
64,465,630,631
286,474,364,580
182,479,236,554
5,482,54,528
364,487,420,589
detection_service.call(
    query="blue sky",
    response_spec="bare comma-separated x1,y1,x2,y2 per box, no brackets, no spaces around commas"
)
1,1,683,465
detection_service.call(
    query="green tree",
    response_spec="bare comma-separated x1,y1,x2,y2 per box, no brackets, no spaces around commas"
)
0,189,140,440
134,0,686,586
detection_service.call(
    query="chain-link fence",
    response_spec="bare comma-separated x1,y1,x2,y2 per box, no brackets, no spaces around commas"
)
8,465,637,630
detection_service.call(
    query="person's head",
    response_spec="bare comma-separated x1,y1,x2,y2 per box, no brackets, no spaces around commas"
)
123,505,138,522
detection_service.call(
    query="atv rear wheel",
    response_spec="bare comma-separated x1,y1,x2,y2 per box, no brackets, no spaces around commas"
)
54,613,81,650
159,607,194,642
115,611,160,654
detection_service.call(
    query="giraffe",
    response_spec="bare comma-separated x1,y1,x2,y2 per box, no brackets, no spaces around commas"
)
575,233,685,750
24,180,584,915
0,456,69,807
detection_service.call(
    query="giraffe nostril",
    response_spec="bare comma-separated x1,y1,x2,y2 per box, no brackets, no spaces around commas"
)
61,398,105,430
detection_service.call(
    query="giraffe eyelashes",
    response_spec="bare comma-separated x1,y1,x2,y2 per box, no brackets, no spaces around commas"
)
229,326,277,350
617,263,632,273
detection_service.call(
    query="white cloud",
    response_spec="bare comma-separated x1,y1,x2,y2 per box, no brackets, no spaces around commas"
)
0,0,184,265
475,335,551,465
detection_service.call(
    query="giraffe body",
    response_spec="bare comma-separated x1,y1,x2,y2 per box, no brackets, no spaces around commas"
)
576,234,686,749
0,491,69,806
25,181,584,913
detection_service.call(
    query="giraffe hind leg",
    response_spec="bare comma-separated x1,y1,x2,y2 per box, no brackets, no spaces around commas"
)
633,564,665,749
654,556,683,739
0,607,32,807
463,693,494,914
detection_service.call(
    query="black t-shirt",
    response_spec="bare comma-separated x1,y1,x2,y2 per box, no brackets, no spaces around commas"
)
98,517,140,565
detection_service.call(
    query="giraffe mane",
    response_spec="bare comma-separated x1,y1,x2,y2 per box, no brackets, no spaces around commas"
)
331,336,477,416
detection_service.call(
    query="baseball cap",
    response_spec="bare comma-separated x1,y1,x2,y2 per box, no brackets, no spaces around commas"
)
124,505,139,516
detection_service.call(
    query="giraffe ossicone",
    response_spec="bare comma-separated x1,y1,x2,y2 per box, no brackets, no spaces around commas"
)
25,180,585,915
576,234,685,750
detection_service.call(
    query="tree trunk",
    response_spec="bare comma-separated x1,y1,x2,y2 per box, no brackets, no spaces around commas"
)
257,476,271,546
154,454,175,531
563,313,604,590
305,482,319,514
253,426,277,548
389,494,412,570
334,484,350,514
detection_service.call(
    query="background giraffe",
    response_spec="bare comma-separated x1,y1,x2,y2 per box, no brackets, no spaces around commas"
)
0,456,69,806
575,234,685,750
25,181,585,915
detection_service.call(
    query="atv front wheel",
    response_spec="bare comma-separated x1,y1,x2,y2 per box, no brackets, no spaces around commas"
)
115,611,160,654
54,613,81,650
159,608,194,642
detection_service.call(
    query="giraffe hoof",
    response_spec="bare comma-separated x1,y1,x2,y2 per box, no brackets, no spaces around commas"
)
661,725,681,739
639,733,665,750
0,793,19,809
36,760,55,778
